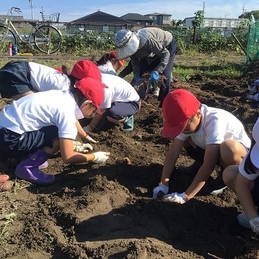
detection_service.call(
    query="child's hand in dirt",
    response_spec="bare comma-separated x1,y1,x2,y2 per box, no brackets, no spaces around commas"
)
152,184,169,199
163,192,188,204
92,151,110,164
73,141,93,153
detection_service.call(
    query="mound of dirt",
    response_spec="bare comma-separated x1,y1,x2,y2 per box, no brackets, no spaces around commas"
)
1,69,259,259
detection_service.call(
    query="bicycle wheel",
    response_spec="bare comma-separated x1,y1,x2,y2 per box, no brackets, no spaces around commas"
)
34,25,62,54
0,26,16,54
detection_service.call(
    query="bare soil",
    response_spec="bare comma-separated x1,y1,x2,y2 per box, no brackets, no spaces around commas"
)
1,57,259,259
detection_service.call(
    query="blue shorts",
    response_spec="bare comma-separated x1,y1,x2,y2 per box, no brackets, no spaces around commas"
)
0,126,58,159
105,101,140,120
0,61,36,98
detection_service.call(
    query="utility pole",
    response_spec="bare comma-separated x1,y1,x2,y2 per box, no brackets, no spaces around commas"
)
202,2,205,26
29,0,34,21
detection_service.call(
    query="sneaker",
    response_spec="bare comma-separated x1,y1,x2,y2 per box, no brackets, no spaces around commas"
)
237,212,251,229
123,115,134,131
153,87,159,97
201,172,227,195
245,93,259,101
248,85,257,94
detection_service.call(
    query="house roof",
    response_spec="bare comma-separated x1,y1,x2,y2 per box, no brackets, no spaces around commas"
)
70,10,131,25
145,13,171,16
120,13,153,21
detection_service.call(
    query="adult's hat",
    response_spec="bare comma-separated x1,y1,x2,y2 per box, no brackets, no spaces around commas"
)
71,60,102,81
110,50,125,66
114,29,139,59
162,89,200,138
135,28,149,48
75,77,105,113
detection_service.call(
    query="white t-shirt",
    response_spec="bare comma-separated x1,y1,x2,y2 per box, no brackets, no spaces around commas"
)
98,61,116,76
177,104,251,149
29,62,70,92
0,90,82,140
100,73,140,109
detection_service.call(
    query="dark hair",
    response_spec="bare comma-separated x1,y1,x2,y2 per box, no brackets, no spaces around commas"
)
70,86,87,108
67,74,78,90
96,52,116,66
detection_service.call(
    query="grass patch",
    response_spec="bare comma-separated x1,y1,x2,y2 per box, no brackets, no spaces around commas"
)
173,57,244,81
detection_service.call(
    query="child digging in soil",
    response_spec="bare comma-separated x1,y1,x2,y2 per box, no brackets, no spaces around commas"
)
152,89,251,203
223,117,259,235
0,64,110,186
84,73,141,133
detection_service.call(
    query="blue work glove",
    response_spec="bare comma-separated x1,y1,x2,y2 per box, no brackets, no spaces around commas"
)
134,76,142,85
163,192,189,204
150,71,159,83
152,184,169,199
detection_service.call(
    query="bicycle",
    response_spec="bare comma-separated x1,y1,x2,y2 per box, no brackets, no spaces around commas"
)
0,7,62,54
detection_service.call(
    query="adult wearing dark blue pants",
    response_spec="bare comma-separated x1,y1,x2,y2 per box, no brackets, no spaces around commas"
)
115,27,176,107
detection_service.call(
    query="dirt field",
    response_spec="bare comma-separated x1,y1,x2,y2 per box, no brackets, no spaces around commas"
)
1,57,259,259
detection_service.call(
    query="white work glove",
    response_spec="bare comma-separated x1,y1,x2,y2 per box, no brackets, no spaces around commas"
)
163,192,189,204
93,151,110,164
83,125,93,134
73,141,93,154
152,184,169,199
82,135,98,144
249,216,259,234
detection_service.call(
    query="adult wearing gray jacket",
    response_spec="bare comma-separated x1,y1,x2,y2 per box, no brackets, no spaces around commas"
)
115,27,176,106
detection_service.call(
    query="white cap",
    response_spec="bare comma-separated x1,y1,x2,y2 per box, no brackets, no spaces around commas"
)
114,29,140,59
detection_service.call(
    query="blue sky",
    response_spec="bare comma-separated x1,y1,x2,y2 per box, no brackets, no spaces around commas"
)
1,0,258,22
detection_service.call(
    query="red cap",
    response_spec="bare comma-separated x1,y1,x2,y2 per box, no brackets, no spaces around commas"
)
110,50,125,66
162,89,200,138
75,77,105,113
55,67,63,73
71,60,102,81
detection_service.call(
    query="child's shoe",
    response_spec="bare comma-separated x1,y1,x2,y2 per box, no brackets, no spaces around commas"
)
153,86,160,97
15,150,55,185
123,115,134,131
246,93,259,101
237,212,251,228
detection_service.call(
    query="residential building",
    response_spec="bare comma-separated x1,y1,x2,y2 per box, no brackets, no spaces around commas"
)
67,10,133,33
120,13,153,27
144,13,172,26
183,16,248,36
183,16,248,29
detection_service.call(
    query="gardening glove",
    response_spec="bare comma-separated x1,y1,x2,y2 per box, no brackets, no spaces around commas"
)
134,75,142,86
73,141,93,154
93,151,110,164
249,216,259,234
152,184,169,199
83,125,93,134
163,192,188,204
150,71,159,83
82,134,98,144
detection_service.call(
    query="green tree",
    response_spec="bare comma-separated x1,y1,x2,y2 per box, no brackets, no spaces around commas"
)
171,19,184,28
239,10,259,20
192,10,204,44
